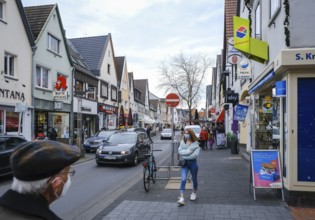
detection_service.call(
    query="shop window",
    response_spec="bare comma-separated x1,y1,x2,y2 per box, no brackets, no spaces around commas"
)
0,110,3,133
6,112,20,133
254,95,280,149
36,65,50,89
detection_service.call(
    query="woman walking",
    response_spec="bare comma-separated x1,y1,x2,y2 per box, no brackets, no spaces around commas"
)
177,128,200,205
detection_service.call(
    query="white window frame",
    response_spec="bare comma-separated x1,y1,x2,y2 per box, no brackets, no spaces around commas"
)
0,1,3,20
4,52,15,77
255,2,261,39
270,0,281,24
36,65,50,89
47,33,60,54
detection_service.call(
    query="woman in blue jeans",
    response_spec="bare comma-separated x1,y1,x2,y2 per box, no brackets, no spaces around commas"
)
177,128,200,205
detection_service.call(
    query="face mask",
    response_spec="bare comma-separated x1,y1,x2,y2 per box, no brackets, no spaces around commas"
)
53,174,71,199
184,134,190,139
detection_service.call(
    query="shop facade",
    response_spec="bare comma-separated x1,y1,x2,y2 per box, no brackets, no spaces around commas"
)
248,48,315,205
98,104,118,130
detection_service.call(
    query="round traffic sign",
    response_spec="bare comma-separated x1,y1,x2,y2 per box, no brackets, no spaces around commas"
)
165,93,180,107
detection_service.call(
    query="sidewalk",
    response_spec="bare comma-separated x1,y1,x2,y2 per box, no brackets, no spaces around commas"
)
92,142,297,220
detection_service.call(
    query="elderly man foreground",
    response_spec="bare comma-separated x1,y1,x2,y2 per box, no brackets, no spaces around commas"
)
0,141,80,220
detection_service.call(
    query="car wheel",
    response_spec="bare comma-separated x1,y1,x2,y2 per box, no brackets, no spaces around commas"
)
132,152,139,166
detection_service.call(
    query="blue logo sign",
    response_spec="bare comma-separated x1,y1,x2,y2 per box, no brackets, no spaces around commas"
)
275,81,286,97
234,104,248,121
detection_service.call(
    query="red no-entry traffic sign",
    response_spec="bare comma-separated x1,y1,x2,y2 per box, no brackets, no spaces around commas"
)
166,93,180,107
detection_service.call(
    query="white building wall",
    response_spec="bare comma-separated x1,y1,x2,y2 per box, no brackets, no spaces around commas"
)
0,1,33,140
33,8,72,103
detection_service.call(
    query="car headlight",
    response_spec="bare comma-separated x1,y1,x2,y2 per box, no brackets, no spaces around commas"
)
121,150,130,155
97,147,102,154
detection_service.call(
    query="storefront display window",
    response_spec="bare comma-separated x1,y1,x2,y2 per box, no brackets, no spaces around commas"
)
6,112,20,133
49,112,69,139
254,94,280,149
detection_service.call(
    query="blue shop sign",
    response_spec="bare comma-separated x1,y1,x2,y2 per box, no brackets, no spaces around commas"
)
275,81,286,97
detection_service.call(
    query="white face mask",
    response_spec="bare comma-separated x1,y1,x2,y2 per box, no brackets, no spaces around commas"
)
53,174,71,199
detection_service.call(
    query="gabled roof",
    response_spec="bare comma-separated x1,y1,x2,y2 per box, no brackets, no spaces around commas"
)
24,4,72,66
134,79,148,105
67,39,94,76
24,4,54,41
69,35,108,76
16,0,35,47
149,92,159,100
115,56,125,87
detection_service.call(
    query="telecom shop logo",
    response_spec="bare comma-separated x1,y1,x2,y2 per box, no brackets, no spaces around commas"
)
236,26,247,38
239,59,249,70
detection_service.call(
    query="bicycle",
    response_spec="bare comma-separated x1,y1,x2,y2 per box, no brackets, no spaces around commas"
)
143,143,162,192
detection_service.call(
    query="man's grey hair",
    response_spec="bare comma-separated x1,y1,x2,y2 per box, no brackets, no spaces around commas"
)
11,177,50,195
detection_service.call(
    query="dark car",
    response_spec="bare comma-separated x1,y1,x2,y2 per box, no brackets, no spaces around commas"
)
83,129,118,152
0,135,27,177
95,131,150,166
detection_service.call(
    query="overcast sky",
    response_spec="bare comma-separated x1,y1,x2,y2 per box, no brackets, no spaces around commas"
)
22,0,224,109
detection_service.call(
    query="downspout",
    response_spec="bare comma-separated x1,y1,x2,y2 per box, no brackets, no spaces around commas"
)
31,45,37,141
70,67,75,144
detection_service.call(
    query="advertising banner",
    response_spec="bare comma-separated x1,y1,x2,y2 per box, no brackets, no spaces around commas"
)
251,150,282,188
234,104,248,121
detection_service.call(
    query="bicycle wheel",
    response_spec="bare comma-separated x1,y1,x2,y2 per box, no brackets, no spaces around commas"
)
143,166,150,192
152,160,157,183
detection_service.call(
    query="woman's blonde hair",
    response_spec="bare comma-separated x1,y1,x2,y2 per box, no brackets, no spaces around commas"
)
184,128,199,142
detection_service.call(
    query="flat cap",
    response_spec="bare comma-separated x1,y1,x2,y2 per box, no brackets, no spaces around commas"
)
10,141,80,181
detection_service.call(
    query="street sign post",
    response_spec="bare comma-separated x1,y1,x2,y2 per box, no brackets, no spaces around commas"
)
165,93,180,108
166,93,180,166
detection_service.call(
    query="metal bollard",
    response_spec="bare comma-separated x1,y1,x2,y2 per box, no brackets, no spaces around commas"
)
171,141,179,166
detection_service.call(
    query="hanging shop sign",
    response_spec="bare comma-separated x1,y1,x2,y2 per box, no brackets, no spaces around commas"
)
226,92,239,106
227,37,242,65
53,91,68,100
234,104,249,121
237,57,251,79
275,81,286,97
53,75,68,100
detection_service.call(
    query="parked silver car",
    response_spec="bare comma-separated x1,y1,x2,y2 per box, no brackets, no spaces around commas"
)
161,128,172,140
83,129,118,152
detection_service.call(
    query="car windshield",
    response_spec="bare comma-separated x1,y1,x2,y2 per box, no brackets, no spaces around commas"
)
96,130,115,138
162,129,172,133
107,133,137,144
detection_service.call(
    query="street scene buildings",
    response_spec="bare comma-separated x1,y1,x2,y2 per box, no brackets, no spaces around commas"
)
1,0,315,209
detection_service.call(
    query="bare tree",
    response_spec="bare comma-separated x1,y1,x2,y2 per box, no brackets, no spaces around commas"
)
158,52,213,124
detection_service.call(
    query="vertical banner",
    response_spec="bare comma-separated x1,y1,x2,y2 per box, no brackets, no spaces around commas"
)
251,150,282,188
234,104,249,121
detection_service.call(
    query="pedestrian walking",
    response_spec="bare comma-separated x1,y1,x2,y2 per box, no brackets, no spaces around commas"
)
212,124,217,144
199,127,208,150
146,125,153,144
0,141,80,219
177,128,200,206
208,128,214,149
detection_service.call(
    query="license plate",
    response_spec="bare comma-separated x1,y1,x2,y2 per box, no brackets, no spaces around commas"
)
104,155,116,160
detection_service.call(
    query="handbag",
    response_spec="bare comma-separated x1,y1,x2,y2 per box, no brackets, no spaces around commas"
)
178,159,187,167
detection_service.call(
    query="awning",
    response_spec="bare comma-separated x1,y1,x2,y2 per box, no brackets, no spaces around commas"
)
216,110,225,123
143,115,155,124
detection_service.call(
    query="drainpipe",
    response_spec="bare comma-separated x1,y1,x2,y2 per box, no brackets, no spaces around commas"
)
31,45,37,141
70,67,75,144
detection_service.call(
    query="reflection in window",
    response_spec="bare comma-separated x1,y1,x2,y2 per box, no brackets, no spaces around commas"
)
101,82,108,98
47,34,60,54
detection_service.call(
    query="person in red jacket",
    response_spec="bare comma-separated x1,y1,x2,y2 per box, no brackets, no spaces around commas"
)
199,127,209,150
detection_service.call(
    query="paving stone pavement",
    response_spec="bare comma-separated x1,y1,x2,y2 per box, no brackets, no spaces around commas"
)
91,139,301,220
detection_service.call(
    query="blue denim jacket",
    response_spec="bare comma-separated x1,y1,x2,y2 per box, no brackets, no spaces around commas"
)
178,140,200,160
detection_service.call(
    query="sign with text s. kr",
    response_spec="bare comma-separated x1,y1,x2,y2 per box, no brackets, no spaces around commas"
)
276,49,315,69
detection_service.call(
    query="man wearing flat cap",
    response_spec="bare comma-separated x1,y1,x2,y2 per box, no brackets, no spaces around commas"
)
0,141,80,220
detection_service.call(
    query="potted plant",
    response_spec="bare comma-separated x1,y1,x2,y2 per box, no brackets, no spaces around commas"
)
226,132,238,154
